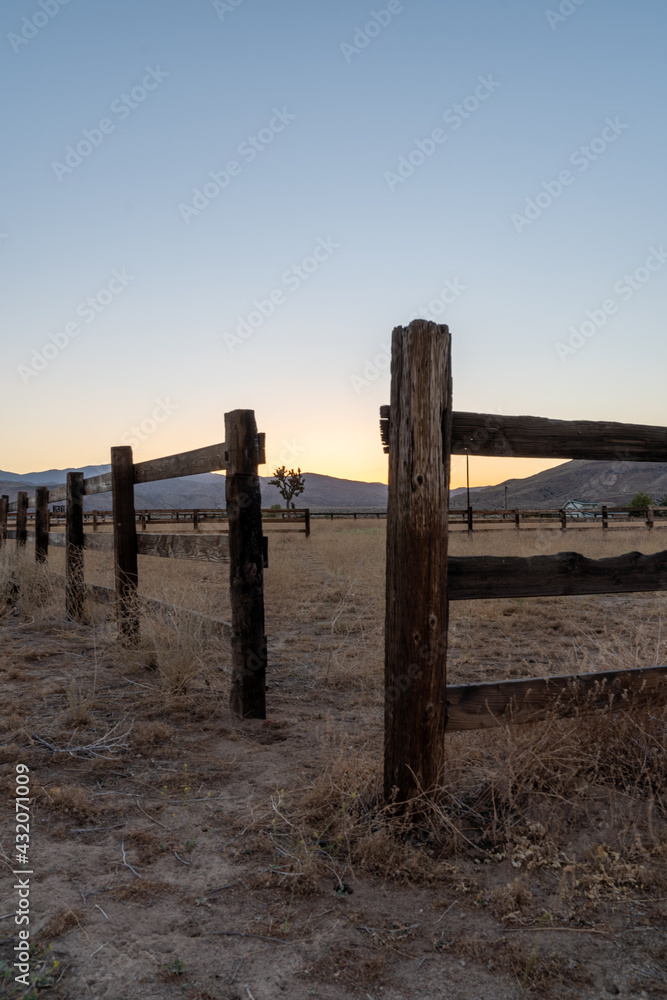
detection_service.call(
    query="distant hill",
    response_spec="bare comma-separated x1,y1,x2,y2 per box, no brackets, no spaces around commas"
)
4,457,665,514
0,468,389,511
450,460,667,510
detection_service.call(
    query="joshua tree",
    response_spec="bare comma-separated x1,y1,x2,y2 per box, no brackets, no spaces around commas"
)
269,466,305,509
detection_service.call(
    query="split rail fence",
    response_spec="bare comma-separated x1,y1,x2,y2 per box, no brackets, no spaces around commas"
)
0,409,268,719
380,320,667,806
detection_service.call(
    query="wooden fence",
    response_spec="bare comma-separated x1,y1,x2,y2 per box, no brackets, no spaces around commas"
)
380,320,667,806
0,409,268,719
21,506,311,538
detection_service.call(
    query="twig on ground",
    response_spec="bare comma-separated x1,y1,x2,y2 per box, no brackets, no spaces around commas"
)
135,798,168,829
173,851,191,866
120,842,141,878
94,904,108,921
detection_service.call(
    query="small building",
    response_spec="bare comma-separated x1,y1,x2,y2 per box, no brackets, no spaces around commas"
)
560,498,598,519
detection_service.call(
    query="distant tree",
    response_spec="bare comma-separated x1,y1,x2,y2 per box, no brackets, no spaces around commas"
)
269,466,305,509
658,494,667,507
629,490,653,517
270,503,281,510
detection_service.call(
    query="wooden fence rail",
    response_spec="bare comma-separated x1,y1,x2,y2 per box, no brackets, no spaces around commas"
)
2,411,267,719
380,319,667,809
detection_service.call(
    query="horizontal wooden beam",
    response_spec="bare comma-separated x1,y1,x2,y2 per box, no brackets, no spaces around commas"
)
133,442,229,484
380,406,667,461
448,549,667,601
137,532,230,562
446,664,667,731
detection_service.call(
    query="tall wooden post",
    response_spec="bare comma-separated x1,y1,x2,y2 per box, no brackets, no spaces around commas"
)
66,473,85,621
384,320,451,808
602,505,608,531
16,492,28,548
111,446,139,643
35,487,49,563
225,409,266,719
0,495,8,549
304,508,311,539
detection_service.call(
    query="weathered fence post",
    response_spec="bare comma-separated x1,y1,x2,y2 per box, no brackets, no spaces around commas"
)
225,409,266,719
111,446,139,643
0,495,8,550
304,508,311,539
560,511,567,531
384,320,451,808
602,505,608,531
193,509,199,532
647,506,654,530
514,508,520,530
93,511,98,532
66,472,85,621
16,492,28,548
467,505,473,532
35,487,49,563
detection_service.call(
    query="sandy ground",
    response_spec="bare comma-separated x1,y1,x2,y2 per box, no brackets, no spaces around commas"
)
0,522,666,999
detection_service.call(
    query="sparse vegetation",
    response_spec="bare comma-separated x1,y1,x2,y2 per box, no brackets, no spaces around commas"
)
268,465,306,508
1,522,666,997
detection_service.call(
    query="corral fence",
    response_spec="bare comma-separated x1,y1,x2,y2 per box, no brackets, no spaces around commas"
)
0,409,267,720
19,506,311,538
380,320,667,807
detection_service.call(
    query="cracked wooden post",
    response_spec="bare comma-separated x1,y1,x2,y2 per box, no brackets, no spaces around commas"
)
66,472,85,621
225,409,266,719
383,320,451,809
16,492,28,548
111,446,139,643
35,487,49,563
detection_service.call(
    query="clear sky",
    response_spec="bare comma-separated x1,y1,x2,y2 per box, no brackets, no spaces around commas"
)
2,0,665,488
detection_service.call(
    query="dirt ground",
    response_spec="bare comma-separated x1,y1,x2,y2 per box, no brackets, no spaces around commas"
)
1,522,666,1000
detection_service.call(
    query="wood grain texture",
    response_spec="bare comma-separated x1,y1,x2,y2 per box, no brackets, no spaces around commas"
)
447,549,667,601
35,486,49,563
0,495,9,549
381,408,667,462
137,532,230,562
133,441,228,484
66,472,85,620
384,321,451,806
446,664,667,731
225,409,266,719
111,446,139,642
16,492,28,547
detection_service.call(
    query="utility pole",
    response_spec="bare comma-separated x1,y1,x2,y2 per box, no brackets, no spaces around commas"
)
505,484,508,518
466,454,470,510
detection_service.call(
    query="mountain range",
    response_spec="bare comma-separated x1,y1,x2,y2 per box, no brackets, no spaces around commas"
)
1,458,666,512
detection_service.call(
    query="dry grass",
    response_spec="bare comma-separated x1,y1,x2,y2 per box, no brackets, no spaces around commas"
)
1,520,666,996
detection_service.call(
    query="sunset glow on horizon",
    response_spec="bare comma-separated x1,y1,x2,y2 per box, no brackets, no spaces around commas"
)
2,1,665,488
